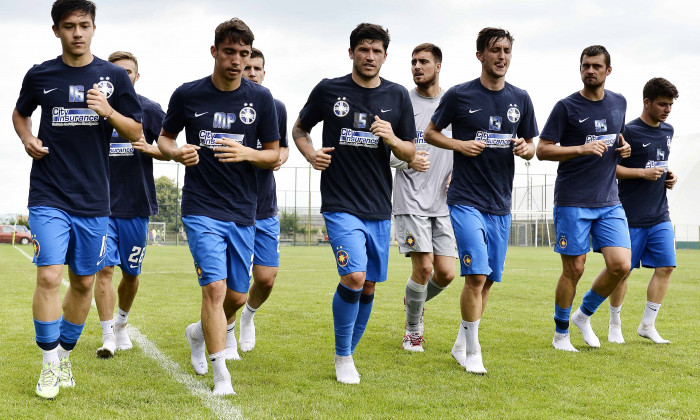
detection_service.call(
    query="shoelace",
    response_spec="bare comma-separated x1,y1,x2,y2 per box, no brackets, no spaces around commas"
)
403,333,424,346
59,359,72,381
39,365,58,386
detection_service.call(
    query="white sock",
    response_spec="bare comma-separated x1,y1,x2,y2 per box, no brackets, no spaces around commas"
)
42,348,59,365
226,321,236,347
455,321,466,348
209,350,228,378
192,320,205,341
116,308,129,325
241,302,258,322
100,319,114,336
642,301,661,325
461,319,481,354
610,305,622,324
57,344,70,360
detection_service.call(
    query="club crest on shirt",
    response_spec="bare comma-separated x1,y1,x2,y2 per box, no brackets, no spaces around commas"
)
96,77,114,98
405,234,416,248
334,97,349,117
507,104,520,123
558,235,567,249
489,116,502,131
195,263,203,279
336,248,349,267
462,254,472,267
33,238,41,258
239,103,256,124
594,119,607,133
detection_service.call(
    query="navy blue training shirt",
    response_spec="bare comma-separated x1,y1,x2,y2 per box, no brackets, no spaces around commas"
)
618,118,673,227
161,76,279,225
540,90,626,208
109,94,165,218
255,98,288,220
431,78,539,215
298,74,416,220
15,56,142,217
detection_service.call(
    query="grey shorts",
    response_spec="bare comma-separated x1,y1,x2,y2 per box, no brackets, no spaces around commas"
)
395,214,458,257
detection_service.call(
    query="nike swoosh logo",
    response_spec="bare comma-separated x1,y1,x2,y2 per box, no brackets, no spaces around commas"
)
579,117,589,123
194,112,208,118
469,109,481,113
414,113,420,117
129,264,139,269
96,257,106,266
642,143,651,147
381,109,392,113
43,88,57,94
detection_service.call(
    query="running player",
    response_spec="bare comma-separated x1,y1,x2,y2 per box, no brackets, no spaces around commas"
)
12,0,143,399
536,45,632,352
157,18,280,395
224,47,289,358
424,27,538,374
608,77,679,344
392,43,457,352
94,51,167,358
293,23,416,384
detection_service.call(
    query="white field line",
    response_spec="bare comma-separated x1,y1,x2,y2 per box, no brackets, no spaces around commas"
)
13,245,243,420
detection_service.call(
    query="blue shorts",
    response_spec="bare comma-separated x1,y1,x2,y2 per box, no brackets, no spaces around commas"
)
449,205,510,282
28,206,108,276
104,216,149,276
630,221,676,269
554,205,631,255
253,216,280,267
182,216,255,293
323,212,390,282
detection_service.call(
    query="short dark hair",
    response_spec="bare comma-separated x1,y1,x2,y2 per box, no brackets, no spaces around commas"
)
580,45,610,68
643,77,679,102
350,23,390,51
108,51,138,71
412,43,442,64
214,18,254,49
51,0,96,26
250,48,265,68
476,27,513,53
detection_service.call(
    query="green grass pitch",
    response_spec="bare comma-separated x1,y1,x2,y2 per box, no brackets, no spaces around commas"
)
1,244,698,418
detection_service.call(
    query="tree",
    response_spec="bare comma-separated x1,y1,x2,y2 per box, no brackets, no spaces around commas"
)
151,175,181,232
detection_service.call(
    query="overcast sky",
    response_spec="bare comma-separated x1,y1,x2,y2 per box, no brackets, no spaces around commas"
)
2,0,698,225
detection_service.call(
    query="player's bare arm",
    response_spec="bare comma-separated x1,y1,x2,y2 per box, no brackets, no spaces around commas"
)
664,170,677,189
86,84,142,141
157,129,200,166
131,134,168,161
536,138,608,161
616,164,665,181
214,138,279,169
272,146,290,171
292,117,334,170
12,109,48,160
370,115,415,162
512,137,535,160
408,150,430,172
424,121,485,157
615,133,631,158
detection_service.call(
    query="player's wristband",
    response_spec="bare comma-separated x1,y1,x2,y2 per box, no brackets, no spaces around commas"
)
104,108,114,120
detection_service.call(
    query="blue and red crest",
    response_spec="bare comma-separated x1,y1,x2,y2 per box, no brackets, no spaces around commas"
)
32,239,40,258
559,235,567,249
463,254,472,267
405,234,416,248
336,249,349,267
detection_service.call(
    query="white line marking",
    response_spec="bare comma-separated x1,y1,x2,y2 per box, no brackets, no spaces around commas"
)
13,245,242,419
